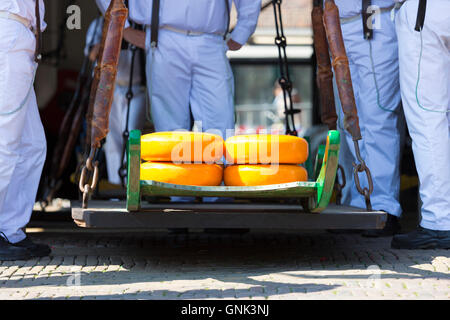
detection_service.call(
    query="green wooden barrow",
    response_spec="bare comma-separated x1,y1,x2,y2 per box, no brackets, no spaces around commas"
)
125,129,341,213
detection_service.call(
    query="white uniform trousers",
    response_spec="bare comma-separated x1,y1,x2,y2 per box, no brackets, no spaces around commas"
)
146,29,235,138
0,19,46,243
104,84,147,185
395,0,450,230
145,29,235,203
334,10,405,216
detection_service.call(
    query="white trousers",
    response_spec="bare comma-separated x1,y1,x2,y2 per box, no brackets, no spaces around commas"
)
145,29,235,203
396,0,450,230
334,10,405,216
104,84,147,185
0,19,46,243
145,29,235,137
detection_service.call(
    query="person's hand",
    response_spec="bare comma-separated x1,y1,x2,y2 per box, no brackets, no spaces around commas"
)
88,43,101,62
123,27,146,50
227,38,242,51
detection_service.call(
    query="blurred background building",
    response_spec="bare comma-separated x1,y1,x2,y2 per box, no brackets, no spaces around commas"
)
36,0,315,138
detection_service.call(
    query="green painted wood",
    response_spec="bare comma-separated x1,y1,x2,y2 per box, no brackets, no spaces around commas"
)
314,144,326,181
303,135,314,180
312,130,340,212
135,130,340,213
140,180,317,198
126,130,141,211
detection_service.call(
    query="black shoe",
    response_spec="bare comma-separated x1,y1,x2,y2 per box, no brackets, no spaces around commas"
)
391,227,450,249
0,236,32,261
11,237,51,258
362,213,401,238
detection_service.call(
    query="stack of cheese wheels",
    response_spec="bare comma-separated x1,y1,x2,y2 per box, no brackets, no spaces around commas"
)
140,132,224,186
224,134,309,186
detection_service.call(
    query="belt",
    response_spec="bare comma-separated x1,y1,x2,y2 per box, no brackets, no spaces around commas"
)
160,25,223,37
0,11,34,33
339,4,401,24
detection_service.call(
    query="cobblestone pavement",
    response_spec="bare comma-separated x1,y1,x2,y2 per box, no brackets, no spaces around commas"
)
0,225,449,300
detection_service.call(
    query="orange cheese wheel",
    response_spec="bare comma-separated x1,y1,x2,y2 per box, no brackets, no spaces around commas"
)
141,132,224,163
224,164,308,186
141,162,223,186
225,134,308,164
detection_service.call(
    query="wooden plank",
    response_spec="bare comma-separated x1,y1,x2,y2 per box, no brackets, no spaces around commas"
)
72,200,386,230
313,130,340,212
126,130,141,211
141,180,317,198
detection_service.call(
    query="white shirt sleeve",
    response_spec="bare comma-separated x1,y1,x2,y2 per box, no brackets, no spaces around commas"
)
231,0,262,45
84,17,104,57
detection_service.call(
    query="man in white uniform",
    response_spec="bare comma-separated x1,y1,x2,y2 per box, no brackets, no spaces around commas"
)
96,0,261,210
333,0,405,237
97,0,261,139
85,14,147,186
0,0,51,260
391,0,450,249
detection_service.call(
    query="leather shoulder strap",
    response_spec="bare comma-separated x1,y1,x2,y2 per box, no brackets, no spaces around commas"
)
224,0,230,40
151,0,161,47
362,0,373,39
414,0,427,31
35,0,42,62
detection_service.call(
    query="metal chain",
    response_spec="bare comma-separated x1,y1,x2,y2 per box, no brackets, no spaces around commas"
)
118,41,138,187
79,149,100,209
334,164,346,205
352,140,374,211
272,0,300,136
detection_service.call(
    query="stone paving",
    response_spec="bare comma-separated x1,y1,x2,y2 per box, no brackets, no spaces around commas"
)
0,227,449,300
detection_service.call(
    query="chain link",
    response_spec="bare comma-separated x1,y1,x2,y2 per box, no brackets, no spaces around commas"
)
118,39,138,187
334,164,346,205
79,150,99,209
272,0,300,136
352,140,373,211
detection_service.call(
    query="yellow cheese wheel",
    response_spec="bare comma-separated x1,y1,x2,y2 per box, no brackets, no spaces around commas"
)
141,162,223,186
225,134,308,164
141,132,224,163
224,164,308,186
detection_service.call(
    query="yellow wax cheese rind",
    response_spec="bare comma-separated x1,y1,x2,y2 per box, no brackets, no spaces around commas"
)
225,134,308,164
141,162,224,186
224,164,308,186
141,131,224,163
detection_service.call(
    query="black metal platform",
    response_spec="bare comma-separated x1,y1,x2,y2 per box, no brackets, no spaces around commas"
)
71,201,386,230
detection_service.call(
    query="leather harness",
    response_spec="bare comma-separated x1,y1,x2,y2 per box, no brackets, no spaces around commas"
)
150,0,231,48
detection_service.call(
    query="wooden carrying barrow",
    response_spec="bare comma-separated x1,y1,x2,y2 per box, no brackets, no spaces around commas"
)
72,130,386,230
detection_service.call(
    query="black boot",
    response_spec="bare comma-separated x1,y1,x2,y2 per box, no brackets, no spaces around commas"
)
0,236,32,261
391,227,450,249
11,237,51,258
362,213,401,238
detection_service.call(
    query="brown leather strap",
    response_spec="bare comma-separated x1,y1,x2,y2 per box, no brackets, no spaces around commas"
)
311,5,337,130
323,0,362,141
362,0,373,39
414,0,427,31
151,0,160,47
34,0,42,62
